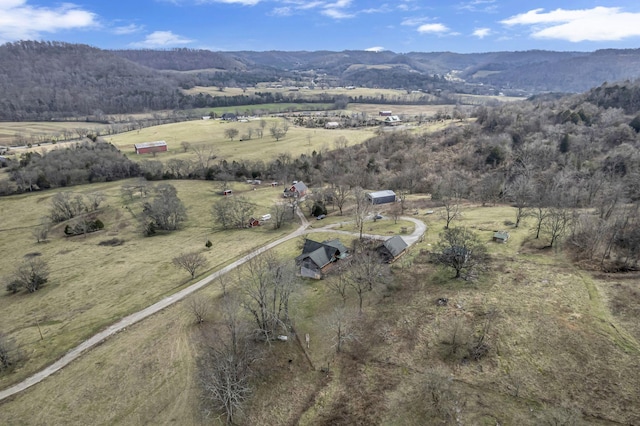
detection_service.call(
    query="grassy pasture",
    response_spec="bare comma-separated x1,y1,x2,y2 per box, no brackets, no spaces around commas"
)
108,118,375,163
0,122,113,147
0,178,298,390
1,202,639,425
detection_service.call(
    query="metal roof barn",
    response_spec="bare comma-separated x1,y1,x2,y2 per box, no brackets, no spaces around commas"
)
134,140,167,154
366,190,396,205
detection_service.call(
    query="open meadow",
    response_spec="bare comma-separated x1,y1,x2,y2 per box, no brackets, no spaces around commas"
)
0,122,113,147
108,118,376,162
1,196,638,425
0,178,300,390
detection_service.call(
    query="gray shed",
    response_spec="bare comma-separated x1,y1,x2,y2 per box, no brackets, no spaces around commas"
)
366,190,396,205
378,236,408,263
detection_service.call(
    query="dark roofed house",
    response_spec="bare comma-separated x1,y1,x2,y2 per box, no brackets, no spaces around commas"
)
284,181,308,198
221,113,237,121
377,235,408,263
295,238,349,279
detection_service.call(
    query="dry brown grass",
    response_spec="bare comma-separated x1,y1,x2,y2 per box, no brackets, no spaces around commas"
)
107,118,375,163
1,203,639,425
0,178,296,390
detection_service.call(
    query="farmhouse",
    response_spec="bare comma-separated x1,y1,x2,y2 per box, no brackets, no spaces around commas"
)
325,121,340,129
295,238,349,279
248,217,261,228
379,110,392,116
377,236,408,263
284,181,308,198
366,190,396,205
383,115,402,125
134,141,167,155
221,113,237,121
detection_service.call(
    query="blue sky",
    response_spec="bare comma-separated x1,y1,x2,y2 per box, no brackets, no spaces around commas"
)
2,1,640,52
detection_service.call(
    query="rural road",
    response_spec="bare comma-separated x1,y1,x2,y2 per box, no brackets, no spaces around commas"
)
0,213,425,402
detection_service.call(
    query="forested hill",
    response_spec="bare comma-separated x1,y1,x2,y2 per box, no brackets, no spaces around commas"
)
116,48,640,94
3,41,640,121
0,41,187,121
113,48,247,72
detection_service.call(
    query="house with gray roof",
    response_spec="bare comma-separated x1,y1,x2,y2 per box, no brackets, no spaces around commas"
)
295,238,349,279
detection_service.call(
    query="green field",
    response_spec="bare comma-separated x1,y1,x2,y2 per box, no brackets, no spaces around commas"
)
108,118,376,162
0,179,299,390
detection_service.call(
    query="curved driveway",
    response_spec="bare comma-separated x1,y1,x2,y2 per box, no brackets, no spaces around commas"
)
0,214,425,402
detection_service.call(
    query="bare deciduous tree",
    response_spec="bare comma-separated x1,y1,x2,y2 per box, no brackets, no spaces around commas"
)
352,188,372,240
186,296,211,324
504,174,533,228
224,128,239,141
31,218,50,243
270,201,294,229
6,257,49,293
49,192,86,223
543,207,574,248
241,253,297,340
142,183,187,234
0,332,21,372
434,227,488,280
212,195,256,229
327,307,358,353
173,251,208,279
346,250,391,313
199,295,255,424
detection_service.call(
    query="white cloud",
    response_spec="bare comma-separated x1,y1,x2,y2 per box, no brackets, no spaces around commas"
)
417,23,449,34
401,17,431,27
365,46,385,52
322,0,354,19
501,7,640,42
113,24,144,35
270,6,292,16
457,0,497,13
130,31,194,48
0,0,96,41
472,27,490,38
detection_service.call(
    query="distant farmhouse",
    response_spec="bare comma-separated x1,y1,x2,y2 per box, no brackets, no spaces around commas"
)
325,121,340,129
383,115,402,125
284,181,308,199
221,113,237,121
379,110,392,117
134,141,167,155
377,236,408,263
366,190,396,205
296,238,349,279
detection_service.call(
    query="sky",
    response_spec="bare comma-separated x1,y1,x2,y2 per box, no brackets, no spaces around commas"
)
1,0,640,53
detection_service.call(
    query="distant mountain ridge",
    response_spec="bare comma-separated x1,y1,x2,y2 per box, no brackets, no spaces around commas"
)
3,40,640,121
112,47,640,93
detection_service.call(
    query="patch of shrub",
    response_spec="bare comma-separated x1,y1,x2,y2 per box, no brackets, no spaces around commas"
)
98,238,125,246
64,218,105,236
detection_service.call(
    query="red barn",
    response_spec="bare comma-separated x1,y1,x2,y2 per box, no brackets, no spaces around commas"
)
134,141,168,155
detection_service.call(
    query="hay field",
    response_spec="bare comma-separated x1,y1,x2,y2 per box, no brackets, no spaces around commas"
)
2,202,639,425
0,122,112,147
0,178,296,390
108,118,375,162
